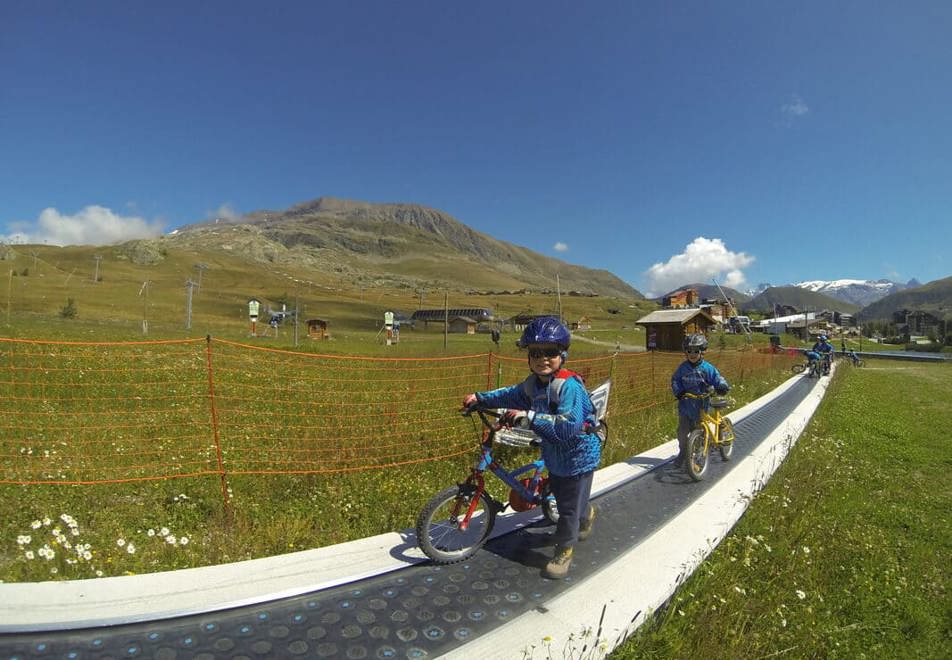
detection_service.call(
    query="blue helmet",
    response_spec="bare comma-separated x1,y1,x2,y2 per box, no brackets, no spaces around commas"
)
517,316,571,349
819,334,828,341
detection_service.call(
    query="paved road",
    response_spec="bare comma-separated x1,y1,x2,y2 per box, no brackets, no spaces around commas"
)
571,334,645,352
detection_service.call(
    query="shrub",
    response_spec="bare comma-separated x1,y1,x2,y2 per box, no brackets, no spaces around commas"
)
59,298,78,319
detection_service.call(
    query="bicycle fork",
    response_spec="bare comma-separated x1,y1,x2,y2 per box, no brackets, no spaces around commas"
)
453,473,486,532
700,416,718,450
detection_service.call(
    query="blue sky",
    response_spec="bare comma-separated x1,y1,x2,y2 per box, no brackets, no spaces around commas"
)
2,1,949,297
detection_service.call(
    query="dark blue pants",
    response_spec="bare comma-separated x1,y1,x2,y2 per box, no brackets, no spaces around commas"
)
549,470,594,548
677,415,697,463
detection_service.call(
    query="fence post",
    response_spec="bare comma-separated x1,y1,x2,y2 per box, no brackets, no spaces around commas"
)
650,350,656,399
205,335,231,519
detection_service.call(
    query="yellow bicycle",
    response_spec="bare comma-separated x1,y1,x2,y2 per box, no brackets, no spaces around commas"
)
681,390,736,481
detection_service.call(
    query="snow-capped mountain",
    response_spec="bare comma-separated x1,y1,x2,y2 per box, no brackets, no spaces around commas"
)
793,279,917,307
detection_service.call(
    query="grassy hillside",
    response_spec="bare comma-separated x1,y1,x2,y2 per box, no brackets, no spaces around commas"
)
0,241,652,346
856,275,952,322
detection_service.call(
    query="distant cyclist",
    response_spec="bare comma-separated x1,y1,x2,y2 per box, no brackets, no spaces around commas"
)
671,333,730,470
812,334,835,375
803,349,822,374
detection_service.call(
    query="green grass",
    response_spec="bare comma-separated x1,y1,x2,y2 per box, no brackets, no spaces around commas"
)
610,360,952,659
0,340,795,583
1,242,650,345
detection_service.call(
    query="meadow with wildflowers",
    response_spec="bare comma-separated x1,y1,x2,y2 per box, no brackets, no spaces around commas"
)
1,338,794,583
611,359,951,659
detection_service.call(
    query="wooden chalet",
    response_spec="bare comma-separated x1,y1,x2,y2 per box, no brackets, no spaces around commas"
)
635,308,717,351
305,318,329,340
448,316,478,334
411,308,493,329
662,288,699,309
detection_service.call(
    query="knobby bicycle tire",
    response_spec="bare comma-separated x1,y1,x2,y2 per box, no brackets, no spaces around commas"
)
718,418,735,461
416,484,497,564
686,428,709,481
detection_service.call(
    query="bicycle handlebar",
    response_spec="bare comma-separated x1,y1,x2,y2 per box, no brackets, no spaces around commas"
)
462,406,541,444
680,390,733,406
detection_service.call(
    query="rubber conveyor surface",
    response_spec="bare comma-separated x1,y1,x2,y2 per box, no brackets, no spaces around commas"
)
0,378,815,659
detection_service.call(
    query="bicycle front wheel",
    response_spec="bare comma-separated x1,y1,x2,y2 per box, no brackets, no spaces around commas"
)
416,485,496,564
686,429,709,481
540,479,559,525
718,419,735,461
791,363,805,374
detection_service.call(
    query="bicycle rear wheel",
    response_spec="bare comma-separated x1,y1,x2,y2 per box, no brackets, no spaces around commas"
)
416,484,496,564
686,429,709,481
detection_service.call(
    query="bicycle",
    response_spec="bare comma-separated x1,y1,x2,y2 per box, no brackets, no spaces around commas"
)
415,406,559,564
792,358,822,377
843,351,864,367
680,390,736,481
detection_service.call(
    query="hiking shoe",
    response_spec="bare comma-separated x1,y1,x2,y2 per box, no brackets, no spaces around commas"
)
542,545,574,579
578,505,597,542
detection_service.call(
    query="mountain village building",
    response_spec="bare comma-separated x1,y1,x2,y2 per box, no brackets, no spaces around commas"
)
635,308,717,352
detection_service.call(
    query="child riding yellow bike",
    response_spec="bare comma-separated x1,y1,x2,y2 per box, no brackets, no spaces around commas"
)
671,333,730,470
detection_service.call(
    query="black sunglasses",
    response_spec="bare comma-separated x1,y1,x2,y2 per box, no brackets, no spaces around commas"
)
528,347,562,359
686,349,702,355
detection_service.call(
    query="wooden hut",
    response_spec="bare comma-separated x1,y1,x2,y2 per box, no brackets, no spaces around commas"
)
448,316,477,334
635,308,717,352
306,318,329,340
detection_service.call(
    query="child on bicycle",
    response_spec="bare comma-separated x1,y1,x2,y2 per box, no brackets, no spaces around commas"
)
812,334,835,375
671,333,730,470
462,316,601,579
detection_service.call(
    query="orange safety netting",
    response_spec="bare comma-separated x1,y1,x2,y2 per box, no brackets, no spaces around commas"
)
0,337,795,487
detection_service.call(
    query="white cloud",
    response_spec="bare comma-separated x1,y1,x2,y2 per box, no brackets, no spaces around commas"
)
643,237,755,297
781,94,809,117
206,203,242,223
553,241,569,253
2,206,165,246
